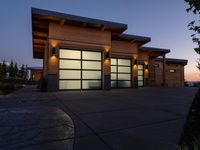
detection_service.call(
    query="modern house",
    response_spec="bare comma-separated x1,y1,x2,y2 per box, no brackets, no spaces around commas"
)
31,8,187,91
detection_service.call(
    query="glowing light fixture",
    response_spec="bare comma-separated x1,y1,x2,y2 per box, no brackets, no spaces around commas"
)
134,59,137,65
105,52,110,60
52,47,56,56
145,64,148,70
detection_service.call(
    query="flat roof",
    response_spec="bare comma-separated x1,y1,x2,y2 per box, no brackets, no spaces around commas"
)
32,8,128,32
32,8,128,59
139,46,171,54
155,58,188,65
113,34,151,46
28,67,43,71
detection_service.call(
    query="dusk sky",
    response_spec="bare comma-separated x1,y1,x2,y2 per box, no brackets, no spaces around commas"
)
0,0,199,81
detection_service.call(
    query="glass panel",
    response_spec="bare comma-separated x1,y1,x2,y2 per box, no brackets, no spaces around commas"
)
111,58,117,65
138,70,143,75
82,51,101,60
59,80,81,89
138,65,144,70
111,81,117,87
118,81,131,87
138,76,143,81
138,81,143,87
82,71,101,79
59,49,81,59
59,70,80,79
118,66,131,73
118,74,131,80
82,61,101,70
82,80,101,89
59,60,81,69
111,66,117,73
118,59,131,66
59,70,81,79
111,73,117,80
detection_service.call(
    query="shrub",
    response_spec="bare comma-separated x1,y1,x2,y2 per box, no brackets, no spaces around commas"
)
0,83,16,95
37,77,47,92
179,88,200,149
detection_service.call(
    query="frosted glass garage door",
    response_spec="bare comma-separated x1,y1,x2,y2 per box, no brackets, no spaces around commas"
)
138,65,144,87
59,49,102,90
111,58,132,88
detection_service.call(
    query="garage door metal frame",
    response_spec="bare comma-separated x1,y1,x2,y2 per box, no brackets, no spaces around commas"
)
111,58,132,88
58,48,103,90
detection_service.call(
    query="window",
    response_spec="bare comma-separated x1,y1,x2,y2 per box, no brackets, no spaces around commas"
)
59,49,102,90
169,69,175,73
138,64,144,87
111,58,131,88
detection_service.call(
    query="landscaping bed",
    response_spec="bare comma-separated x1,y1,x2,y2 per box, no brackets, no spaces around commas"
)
0,78,30,95
179,87,200,150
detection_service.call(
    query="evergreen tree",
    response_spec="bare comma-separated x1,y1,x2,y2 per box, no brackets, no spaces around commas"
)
20,64,25,78
14,63,18,78
25,65,28,80
0,62,2,77
9,60,15,77
1,60,7,77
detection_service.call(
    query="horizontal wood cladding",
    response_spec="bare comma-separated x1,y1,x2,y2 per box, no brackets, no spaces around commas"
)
49,39,106,51
49,22,111,47
138,52,149,61
150,61,185,87
110,40,137,57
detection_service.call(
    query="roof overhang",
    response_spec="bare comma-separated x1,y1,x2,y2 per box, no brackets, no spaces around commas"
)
139,46,170,58
112,34,151,46
32,8,128,59
154,58,188,65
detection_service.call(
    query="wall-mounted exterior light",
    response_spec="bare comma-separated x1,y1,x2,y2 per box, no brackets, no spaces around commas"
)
52,47,56,56
134,59,137,65
105,52,110,60
145,64,148,70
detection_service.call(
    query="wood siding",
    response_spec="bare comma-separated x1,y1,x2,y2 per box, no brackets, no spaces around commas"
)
110,40,138,58
149,61,185,87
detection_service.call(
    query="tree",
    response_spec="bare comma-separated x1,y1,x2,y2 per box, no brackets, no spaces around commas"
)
20,64,25,78
9,60,15,77
1,60,7,77
185,0,200,69
14,63,18,77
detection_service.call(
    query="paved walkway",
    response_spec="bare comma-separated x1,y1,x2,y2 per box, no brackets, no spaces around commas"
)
0,86,197,150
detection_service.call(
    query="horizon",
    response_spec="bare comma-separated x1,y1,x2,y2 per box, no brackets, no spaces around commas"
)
0,0,199,81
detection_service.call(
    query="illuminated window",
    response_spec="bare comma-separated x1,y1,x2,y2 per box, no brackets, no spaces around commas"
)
169,69,175,73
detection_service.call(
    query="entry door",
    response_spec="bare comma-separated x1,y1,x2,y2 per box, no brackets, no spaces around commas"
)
138,64,144,87
111,58,131,88
59,49,102,90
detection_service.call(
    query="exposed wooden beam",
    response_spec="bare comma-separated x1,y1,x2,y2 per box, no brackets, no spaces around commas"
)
101,26,106,31
33,36,47,40
33,32,48,37
33,39,46,44
32,27,48,33
82,22,87,27
60,19,65,25
131,39,136,43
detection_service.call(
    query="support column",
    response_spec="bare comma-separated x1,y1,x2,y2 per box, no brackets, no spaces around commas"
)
103,48,111,90
162,54,166,86
132,58,138,88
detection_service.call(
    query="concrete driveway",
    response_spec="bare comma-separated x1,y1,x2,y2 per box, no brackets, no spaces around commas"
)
54,87,197,150
0,86,197,150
